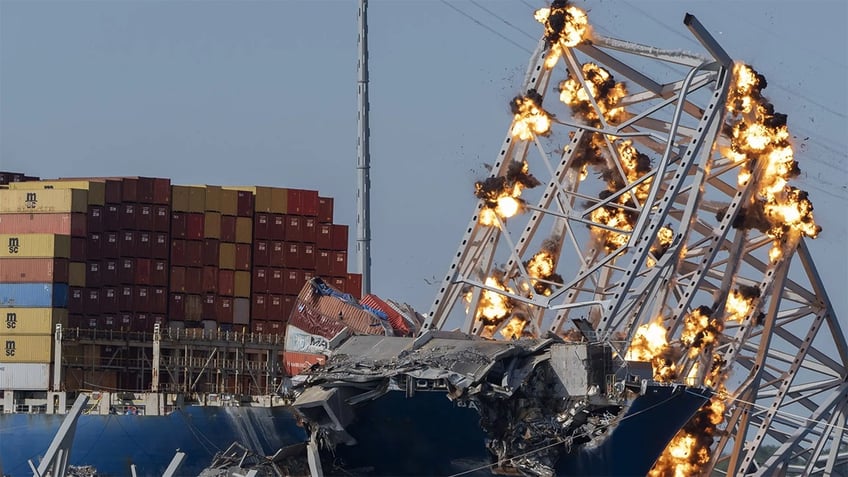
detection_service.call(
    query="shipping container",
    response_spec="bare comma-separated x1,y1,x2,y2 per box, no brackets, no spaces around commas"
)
219,242,236,270
332,251,348,277
171,185,206,213
303,218,318,243
68,287,84,314
270,241,285,267
234,297,249,325
119,203,137,230
153,178,171,205
169,293,185,320
185,267,203,295
0,363,50,390
101,287,118,313
170,267,186,293
204,212,221,239
285,216,303,242
252,294,267,320
70,236,86,261
85,261,102,288
347,273,363,300
268,320,285,334
317,224,333,250
0,283,69,308
152,232,169,259
284,270,304,296
87,206,103,234
69,262,86,287
220,215,237,242
103,204,120,229
87,233,102,259
0,188,87,214
10,180,104,205
218,269,235,296
119,286,134,311
119,231,136,258
185,240,202,268
154,205,170,232
235,244,251,270
317,197,334,224
330,277,347,293
0,234,71,258
234,271,251,298
268,268,284,295
1,308,67,335
0,334,53,363
251,320,267,334
135,177,155,203
101,260,118,286
286,189,319,216
253,268,268,293
332,224,348,251
151,259,168,286
271,214,286,241
283,351,326,376
267,294,283,319
0,258,69,283
217,296,234,323
118,258,134,284
235,217,253,243
220,189,238,216
202,294,216,319
102,232,120,258
135,287,150,313
247,186,275,213
0,213,86,237
171,212,187,239
253,240,269,266
270,188,288,214
285,325,332,355
254,213,270,240
152,287,168,314
137,205,154,230
284,243,299,269
301,244,316,270
316,250,332,277
201,185,222,212
282,295,296,321
186,213,204,240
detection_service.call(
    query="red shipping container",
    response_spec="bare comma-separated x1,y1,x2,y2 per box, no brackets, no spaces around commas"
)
102,287,118,313
331,224,348,251
137,231,152,258
169,293,186,320
102,232,119,258
132,313,150,332
0,212,87,237
185,240,202,267
220,215,237,242
118,312,133,330
253,240,269,267
316,224,333,250
103,259,118,284
218,269,235,296
170,240,185,267
137,205,155,230
120,178,138,202
85,260,102,288
283,269,304,295
104,205,120,230
102,180,122,204
119,286,134,311
286,189,319,216
202,294,217,319
70,237,86,261
301,244,316,270
100,315,116,330
152,178,171,205
268,294,283,319
217,296,234,323
135,258,151,285
317,197,334,224
152,233,169,259
303,270,315,282
152,287,167,314
331,251,348,277
253,268,268,293
330,277,346,293
303,218,318,243
271,214,286,240
135,286,150,313
154,205,170,232
316,250,332,277
254,213,270,240
284,351,326,376
171,212,187,239
136,177,155,203
152,259,168,286
85,288,101,314
186,213,204,240
347,273,363,300
120,203,137,230
252,294,267,320
235,244,251,270
170,266,186,292
251,320,267,334
284,243,299,269
87,233,102,259
285,216,303,242
69,287,85,314
270,242,285,267
119,258,135,284
202,239,219,266
120,231,136,257
87,207,103,234
283,295,296,320
236,191,254,217
185,267,203,294
268,268,284,294
202,266,218,293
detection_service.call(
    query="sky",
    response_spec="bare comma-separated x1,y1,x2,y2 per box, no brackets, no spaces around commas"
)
1,0,846,321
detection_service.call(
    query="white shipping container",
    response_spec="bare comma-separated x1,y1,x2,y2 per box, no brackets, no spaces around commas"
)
0,362,50,390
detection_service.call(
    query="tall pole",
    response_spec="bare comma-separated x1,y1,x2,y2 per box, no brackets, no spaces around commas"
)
356,0,372,295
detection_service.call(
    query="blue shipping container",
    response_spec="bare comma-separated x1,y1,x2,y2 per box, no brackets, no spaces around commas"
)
0,283,69,307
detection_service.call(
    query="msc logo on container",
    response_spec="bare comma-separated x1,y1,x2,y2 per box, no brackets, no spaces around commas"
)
5,312,16,329
4,340,15,357
25,192,38,208
7,237,19,254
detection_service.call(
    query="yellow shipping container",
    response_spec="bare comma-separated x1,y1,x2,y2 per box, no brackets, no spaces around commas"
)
69,262,86,287
188,187,206,212
8,180,105,205
172,185,206,213
219,243,236,270
171,185,191,212
0,234,71,258
204,185,223,212
234,271,251,298
0,334,53,363
2,308,67,335
235,217,253,243
204,212,222,239
270,187,289,214
0,189,87,214
220,189,238,216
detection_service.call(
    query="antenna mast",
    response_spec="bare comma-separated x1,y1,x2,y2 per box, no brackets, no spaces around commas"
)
356,0,371,295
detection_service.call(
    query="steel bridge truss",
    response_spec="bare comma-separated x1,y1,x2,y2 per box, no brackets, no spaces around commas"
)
419,12,847,477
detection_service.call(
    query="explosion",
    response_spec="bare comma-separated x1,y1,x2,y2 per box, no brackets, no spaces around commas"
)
589,189,637,252
560,63,627,125
680,306,721,359
477,275,515,325
625,316,678,382
725,285,760,322
523,239,564,296
726,63,820,262
500,317,528,340
476,160,542,226
534,1,589,68
510,89,552,140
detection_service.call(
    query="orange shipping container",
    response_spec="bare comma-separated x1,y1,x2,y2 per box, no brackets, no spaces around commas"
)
0,258,69,283
0,213,86,237
283,351,326,376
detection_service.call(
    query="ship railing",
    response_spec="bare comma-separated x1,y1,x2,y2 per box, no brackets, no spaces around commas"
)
62,326,286,345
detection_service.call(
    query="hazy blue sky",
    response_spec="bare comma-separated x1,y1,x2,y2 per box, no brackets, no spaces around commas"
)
1,0,845,319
